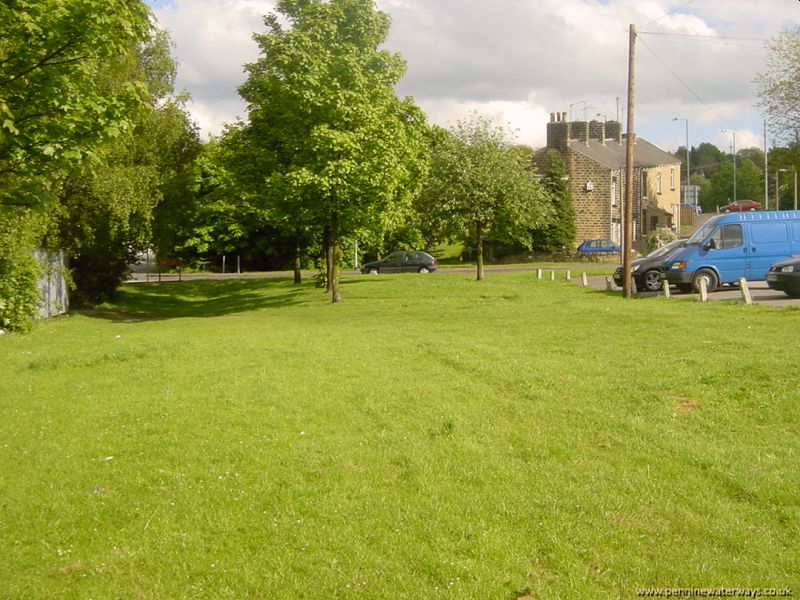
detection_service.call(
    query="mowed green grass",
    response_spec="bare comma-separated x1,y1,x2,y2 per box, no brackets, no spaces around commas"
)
1,273,798,599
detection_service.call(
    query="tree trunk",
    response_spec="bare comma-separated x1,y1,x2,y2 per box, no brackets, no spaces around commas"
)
293,235,302,285
476,220,485,281
330,213,342,303
323,225,333,293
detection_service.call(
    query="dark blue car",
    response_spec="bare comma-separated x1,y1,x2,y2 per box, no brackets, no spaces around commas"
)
577,239,621,254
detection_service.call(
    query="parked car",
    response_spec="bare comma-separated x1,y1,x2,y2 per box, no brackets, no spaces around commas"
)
766,256,800,297
577,239,621,254
719,199,762,212
361,250,438,274
613,238,687,291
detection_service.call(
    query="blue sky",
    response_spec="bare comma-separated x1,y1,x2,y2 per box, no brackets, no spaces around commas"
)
144,0,800,156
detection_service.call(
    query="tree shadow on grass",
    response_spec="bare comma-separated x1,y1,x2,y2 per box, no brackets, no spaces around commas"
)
78,279,311,322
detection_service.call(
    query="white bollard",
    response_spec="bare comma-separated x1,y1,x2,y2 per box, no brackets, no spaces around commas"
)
537,268,543,280
606,276,613,291
699,277,708,302
662,281,671,298
581,272,589,287
550,271,555,281
566,270,571,281
739,277,752,305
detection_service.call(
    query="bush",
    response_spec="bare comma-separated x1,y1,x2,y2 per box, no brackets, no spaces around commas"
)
0,209,45,331
643,227,677,255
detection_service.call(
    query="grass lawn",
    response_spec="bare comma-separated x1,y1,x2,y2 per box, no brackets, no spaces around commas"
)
1,273,798,599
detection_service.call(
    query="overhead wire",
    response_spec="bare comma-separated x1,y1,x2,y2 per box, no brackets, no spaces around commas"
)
635,30,768,131
643,0,698,28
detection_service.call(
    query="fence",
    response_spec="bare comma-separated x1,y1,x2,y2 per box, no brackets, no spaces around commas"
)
34,249,69,318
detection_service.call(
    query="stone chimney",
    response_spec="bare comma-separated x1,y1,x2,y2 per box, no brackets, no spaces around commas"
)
546,111,569,150
589,120,605,144
605,121,622,144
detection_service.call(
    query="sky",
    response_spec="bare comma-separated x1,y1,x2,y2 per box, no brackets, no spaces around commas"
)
144,0,800,157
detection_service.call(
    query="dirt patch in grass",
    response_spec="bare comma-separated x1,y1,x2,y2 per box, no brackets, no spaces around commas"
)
73,308,165,323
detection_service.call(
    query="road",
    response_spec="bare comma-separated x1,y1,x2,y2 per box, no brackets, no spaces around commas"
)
580,275,800,308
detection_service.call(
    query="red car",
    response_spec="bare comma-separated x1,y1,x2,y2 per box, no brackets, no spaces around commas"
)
719,199,762,212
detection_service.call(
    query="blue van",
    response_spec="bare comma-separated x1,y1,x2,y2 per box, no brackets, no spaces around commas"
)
661,210,800,292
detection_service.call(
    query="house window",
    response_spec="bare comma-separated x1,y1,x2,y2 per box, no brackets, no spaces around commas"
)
656,172,662,195
611,176,618,207
670,168,675,191
641,171,648,199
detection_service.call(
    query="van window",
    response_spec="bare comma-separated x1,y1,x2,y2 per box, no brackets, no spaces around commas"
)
710,224,743,250
791,223,800,242
751,222,788,243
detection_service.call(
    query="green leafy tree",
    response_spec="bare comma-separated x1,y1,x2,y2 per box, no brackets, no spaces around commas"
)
692,142,727,179
55,31,200,303
0,0,153,204
707,159,764,210
155,133,267,267
238,0,429,302
692,173,713,213
0,0,154,324
534,149,576,253
767,145,800,210
423,113,551,280
756,27,800,146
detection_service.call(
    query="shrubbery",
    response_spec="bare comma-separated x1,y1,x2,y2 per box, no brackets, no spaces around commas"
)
643,227,678,255
0,209,44,331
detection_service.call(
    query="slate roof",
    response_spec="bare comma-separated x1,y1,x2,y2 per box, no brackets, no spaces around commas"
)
569,135,679,170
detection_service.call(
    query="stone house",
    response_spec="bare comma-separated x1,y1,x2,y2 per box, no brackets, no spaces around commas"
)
534,112,681,247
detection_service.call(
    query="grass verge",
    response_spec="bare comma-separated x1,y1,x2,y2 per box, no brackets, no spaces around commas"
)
1,273,798,599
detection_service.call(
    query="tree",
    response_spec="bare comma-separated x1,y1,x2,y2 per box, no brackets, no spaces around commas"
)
692,142,727,178
756,27,800,146
707,159,764,210
692,173,713,213
423,113,551,280
533,149,576,253
0,0,156,324
54,30,200,303
0,0,153,205
238,0,429,302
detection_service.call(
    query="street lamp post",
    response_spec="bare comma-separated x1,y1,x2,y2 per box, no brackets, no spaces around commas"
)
722,129,737,203
673,117,690,206
569,99,589,121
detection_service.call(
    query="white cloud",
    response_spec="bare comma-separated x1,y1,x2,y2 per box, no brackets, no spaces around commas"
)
147,0,799,150
150,0,271,136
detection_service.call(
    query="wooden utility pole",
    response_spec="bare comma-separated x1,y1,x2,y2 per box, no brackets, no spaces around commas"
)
622,24,636,298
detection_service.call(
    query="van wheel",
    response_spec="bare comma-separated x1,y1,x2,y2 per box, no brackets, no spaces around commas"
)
692,268,718,293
